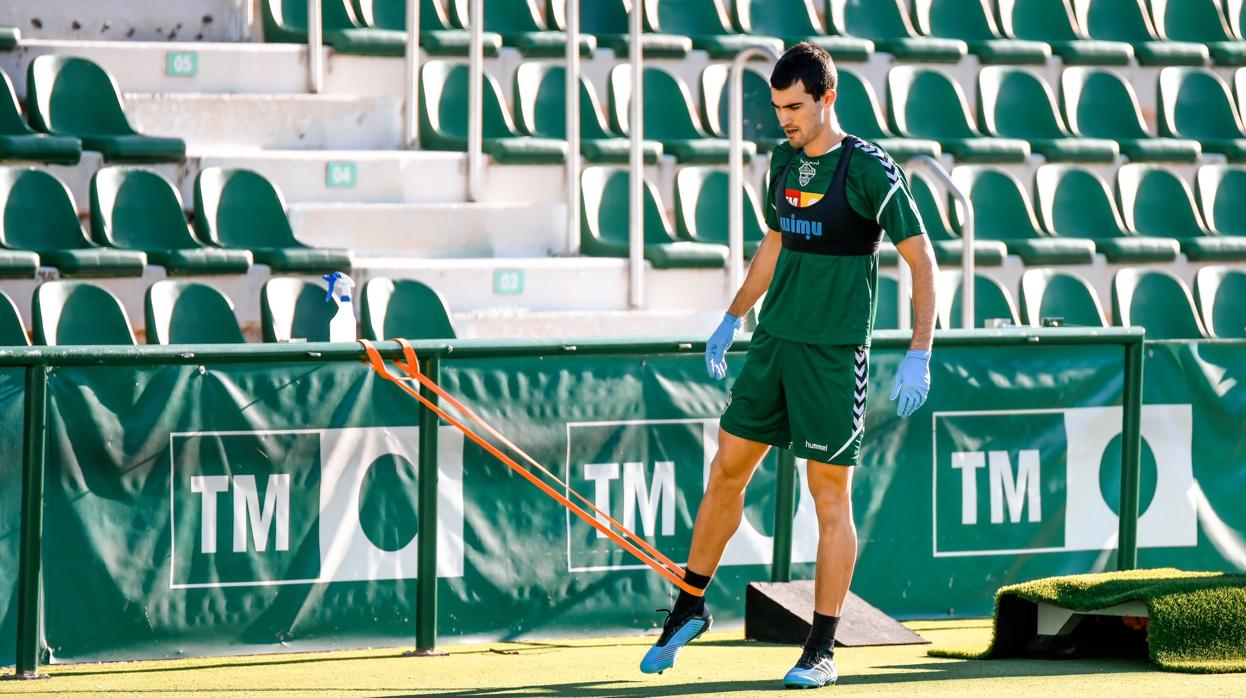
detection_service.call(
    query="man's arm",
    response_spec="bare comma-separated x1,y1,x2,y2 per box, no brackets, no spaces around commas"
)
896,235,937,351
727,230,782,318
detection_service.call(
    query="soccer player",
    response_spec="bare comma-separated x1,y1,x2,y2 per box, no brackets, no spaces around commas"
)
639,42,938,688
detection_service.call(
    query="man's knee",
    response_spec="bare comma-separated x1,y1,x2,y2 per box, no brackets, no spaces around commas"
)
807,463,853,518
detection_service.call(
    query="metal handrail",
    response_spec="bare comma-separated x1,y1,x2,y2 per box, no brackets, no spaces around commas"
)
403,0,420,148
628,0,644,308
467,0,483,202
908,155,974,329
566,0,582,255
307,0,323,93
727,47,781,295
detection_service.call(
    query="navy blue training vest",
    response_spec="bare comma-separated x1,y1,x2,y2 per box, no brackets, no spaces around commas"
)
774,135,884,256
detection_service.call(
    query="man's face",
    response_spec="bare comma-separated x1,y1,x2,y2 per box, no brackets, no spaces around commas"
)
771,82,835,150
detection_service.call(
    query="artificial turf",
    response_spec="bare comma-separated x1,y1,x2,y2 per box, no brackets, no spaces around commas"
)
927,568,1246,673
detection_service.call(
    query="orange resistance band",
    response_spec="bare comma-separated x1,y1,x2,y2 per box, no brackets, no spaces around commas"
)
359,339,701,596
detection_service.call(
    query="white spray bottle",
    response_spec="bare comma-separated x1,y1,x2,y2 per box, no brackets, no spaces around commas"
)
323,271,357,342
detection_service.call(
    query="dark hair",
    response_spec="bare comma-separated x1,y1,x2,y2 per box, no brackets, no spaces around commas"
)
770,41,837,98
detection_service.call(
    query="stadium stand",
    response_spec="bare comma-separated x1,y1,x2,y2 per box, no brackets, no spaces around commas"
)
361,276,457,339
0,288,26,345
673,166,766,257
938,270,1022,328
25,55,185,162
0,66,80,163
581,165,728,268
1194,264,1246,338
261,276,338,342
193,167,353,272
1019,268,1107,327
0,167,146,276
911,0,1050,65
145,280,246,344
0,0,1237,343
33,279,136,345
1112,267,1209,339
91,166,254,275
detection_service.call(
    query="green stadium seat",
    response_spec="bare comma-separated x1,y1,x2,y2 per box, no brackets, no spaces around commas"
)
262,0,407,55
25,56,185,163
145,281,246,345
261,277,339,343
420,61,568,164
33,281,136,345
832,69,940,161
951,165,1097,264
887,67,1031,163
1194,265,1246,338
513,63,661,164
353,0,503,56
908,170,1007,266
912,0,1050,64
1150,0,1246,66
608,65,755,164
1116,163,1246,261
827,0,967,62
547,0,692,57
1060,68,1201,163
673,167,766,257
0,167,144,276
938,271,1021,329
0,27,19,50
1074,0,1208,66
1195,164,1246,244
580,166,728,268
1112,268,1208,339
699,65,783,147
91,167,253,276
874,273,902,331
193,167,353,273
643,0,784,59
0,68,80,164
998,0,1132,65
0,289,25,345
447,0,594,57
1019,269,1106,327
734,0,872,62
1158,67,1246,160
977,67,1118,162
1034,164,1180,263
360,277,457,340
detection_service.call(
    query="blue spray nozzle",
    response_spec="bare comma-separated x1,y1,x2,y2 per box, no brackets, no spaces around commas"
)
323,272,341,302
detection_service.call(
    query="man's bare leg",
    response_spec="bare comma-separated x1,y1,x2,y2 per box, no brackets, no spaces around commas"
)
639,428,769,673
782,460,855,687
686,428,772,575
807,461,856,615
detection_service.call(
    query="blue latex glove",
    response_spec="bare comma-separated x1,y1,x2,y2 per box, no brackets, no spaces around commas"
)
705,313,742,380
889,350,931,417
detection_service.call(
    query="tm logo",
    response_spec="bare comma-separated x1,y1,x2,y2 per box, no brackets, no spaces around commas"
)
170,427,464,589
565,419,821,572
933,406,1197,557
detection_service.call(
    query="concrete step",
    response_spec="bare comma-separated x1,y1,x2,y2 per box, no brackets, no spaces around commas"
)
126,93,402,149
289,202,568,257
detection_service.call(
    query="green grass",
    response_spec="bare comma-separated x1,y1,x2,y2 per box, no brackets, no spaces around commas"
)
3,619,1246,696
929,568,1246,673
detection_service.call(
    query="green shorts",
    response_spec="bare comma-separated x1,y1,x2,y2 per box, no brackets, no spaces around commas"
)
719,328,869,465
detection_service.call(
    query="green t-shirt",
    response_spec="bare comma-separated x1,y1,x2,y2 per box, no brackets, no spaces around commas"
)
758,138,926,346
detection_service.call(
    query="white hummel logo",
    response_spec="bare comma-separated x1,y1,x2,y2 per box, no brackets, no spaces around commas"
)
798,159,817,187
805,440,828,452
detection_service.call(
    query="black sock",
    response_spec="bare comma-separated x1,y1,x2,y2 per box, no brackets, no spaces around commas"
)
671,567,712,617
804,613,839,654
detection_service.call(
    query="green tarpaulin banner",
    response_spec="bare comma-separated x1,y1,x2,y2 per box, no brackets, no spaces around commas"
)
0,341,1242,664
